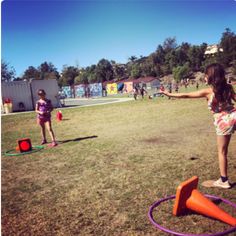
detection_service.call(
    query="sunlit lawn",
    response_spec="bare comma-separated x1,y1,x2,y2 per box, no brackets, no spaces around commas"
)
2,87,236,235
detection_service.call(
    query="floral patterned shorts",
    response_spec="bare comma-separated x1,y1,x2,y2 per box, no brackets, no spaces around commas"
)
213,109,236,136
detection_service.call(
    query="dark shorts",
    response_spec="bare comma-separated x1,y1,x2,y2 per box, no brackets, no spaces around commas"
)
37,116,51,125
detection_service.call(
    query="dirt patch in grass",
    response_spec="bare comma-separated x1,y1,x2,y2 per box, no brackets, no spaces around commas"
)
142,136,178,145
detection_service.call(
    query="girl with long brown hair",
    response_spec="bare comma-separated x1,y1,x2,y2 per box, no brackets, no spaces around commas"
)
161,63,236,188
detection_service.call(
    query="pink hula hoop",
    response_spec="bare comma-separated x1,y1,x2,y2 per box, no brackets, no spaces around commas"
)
148,194,236,236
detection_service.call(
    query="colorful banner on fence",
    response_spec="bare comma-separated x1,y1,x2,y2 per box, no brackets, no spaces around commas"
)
123,82,133,93
106,83,117,95
62,86,73,98
89,83,102,97
74,85,86,97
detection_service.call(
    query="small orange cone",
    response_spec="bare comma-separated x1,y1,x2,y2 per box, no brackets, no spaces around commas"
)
56,110,63,121
173,176,236,226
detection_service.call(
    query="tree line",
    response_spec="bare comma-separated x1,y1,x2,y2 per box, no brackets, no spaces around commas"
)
2,28,236,86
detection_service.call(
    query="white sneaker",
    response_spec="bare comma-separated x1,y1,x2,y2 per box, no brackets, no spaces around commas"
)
213,178,231,189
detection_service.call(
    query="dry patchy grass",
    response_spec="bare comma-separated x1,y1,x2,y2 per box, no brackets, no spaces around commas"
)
1,96,236,235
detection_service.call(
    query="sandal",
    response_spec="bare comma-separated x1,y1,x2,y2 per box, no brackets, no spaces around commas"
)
50,141,58,147
41,140,47,145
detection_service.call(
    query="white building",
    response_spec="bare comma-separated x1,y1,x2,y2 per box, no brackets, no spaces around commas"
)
1,79,60,112
204,44,223,56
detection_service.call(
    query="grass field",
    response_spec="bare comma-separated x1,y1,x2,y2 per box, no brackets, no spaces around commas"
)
2,88,236,236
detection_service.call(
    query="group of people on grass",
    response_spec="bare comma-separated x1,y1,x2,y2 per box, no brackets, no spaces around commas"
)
36,63,236,189
133,86,147,100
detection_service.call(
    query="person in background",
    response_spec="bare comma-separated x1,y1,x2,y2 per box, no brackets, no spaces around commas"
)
140,86,147,99
167,82,172,99
133,86,139,100
196,81,199,90
175,83,179,93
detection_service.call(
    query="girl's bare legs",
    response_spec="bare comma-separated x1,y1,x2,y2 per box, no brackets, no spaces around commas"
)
45,121,56,143
38,120,46,142
216,135,231,178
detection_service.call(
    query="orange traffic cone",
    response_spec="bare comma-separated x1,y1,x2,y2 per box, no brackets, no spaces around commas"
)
173,176,236,226
56,110,63,121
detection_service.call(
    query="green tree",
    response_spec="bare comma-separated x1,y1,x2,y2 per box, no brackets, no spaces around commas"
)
219,28,236,66
165,50,178,72
172,63,190,82
13,77,22,81
160,64,170,75
175,42,191,66
153,38,178,76
22,66,40,81
110,60,127,81
59,65,79,86
163,37,177,52
38,62,60,80
141,54,161,77
232,60,236,76
86,65,97,83
128,56,138,63
140,61,153,77
1,60,15,82
95,59,113,82
74,69,89,85
155,45,165,64
130,63,142,78
188,45,206,71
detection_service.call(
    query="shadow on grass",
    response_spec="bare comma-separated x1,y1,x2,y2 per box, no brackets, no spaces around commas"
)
57,135,98,144
230,182,236,189
61,105,84,108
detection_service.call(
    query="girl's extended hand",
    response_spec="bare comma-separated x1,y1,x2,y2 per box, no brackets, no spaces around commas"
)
159,89,170,96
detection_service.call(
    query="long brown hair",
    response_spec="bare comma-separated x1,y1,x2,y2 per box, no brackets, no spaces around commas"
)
205,63,235,104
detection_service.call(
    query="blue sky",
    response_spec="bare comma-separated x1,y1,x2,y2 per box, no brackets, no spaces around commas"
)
2,0,236,77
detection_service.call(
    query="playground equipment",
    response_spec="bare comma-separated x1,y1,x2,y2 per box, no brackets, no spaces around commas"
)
4,138,44,156
17,138,32,152
148,176,236,236
173,176,236,226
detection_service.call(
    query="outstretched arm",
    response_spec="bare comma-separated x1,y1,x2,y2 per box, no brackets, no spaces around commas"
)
161,88,211,99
